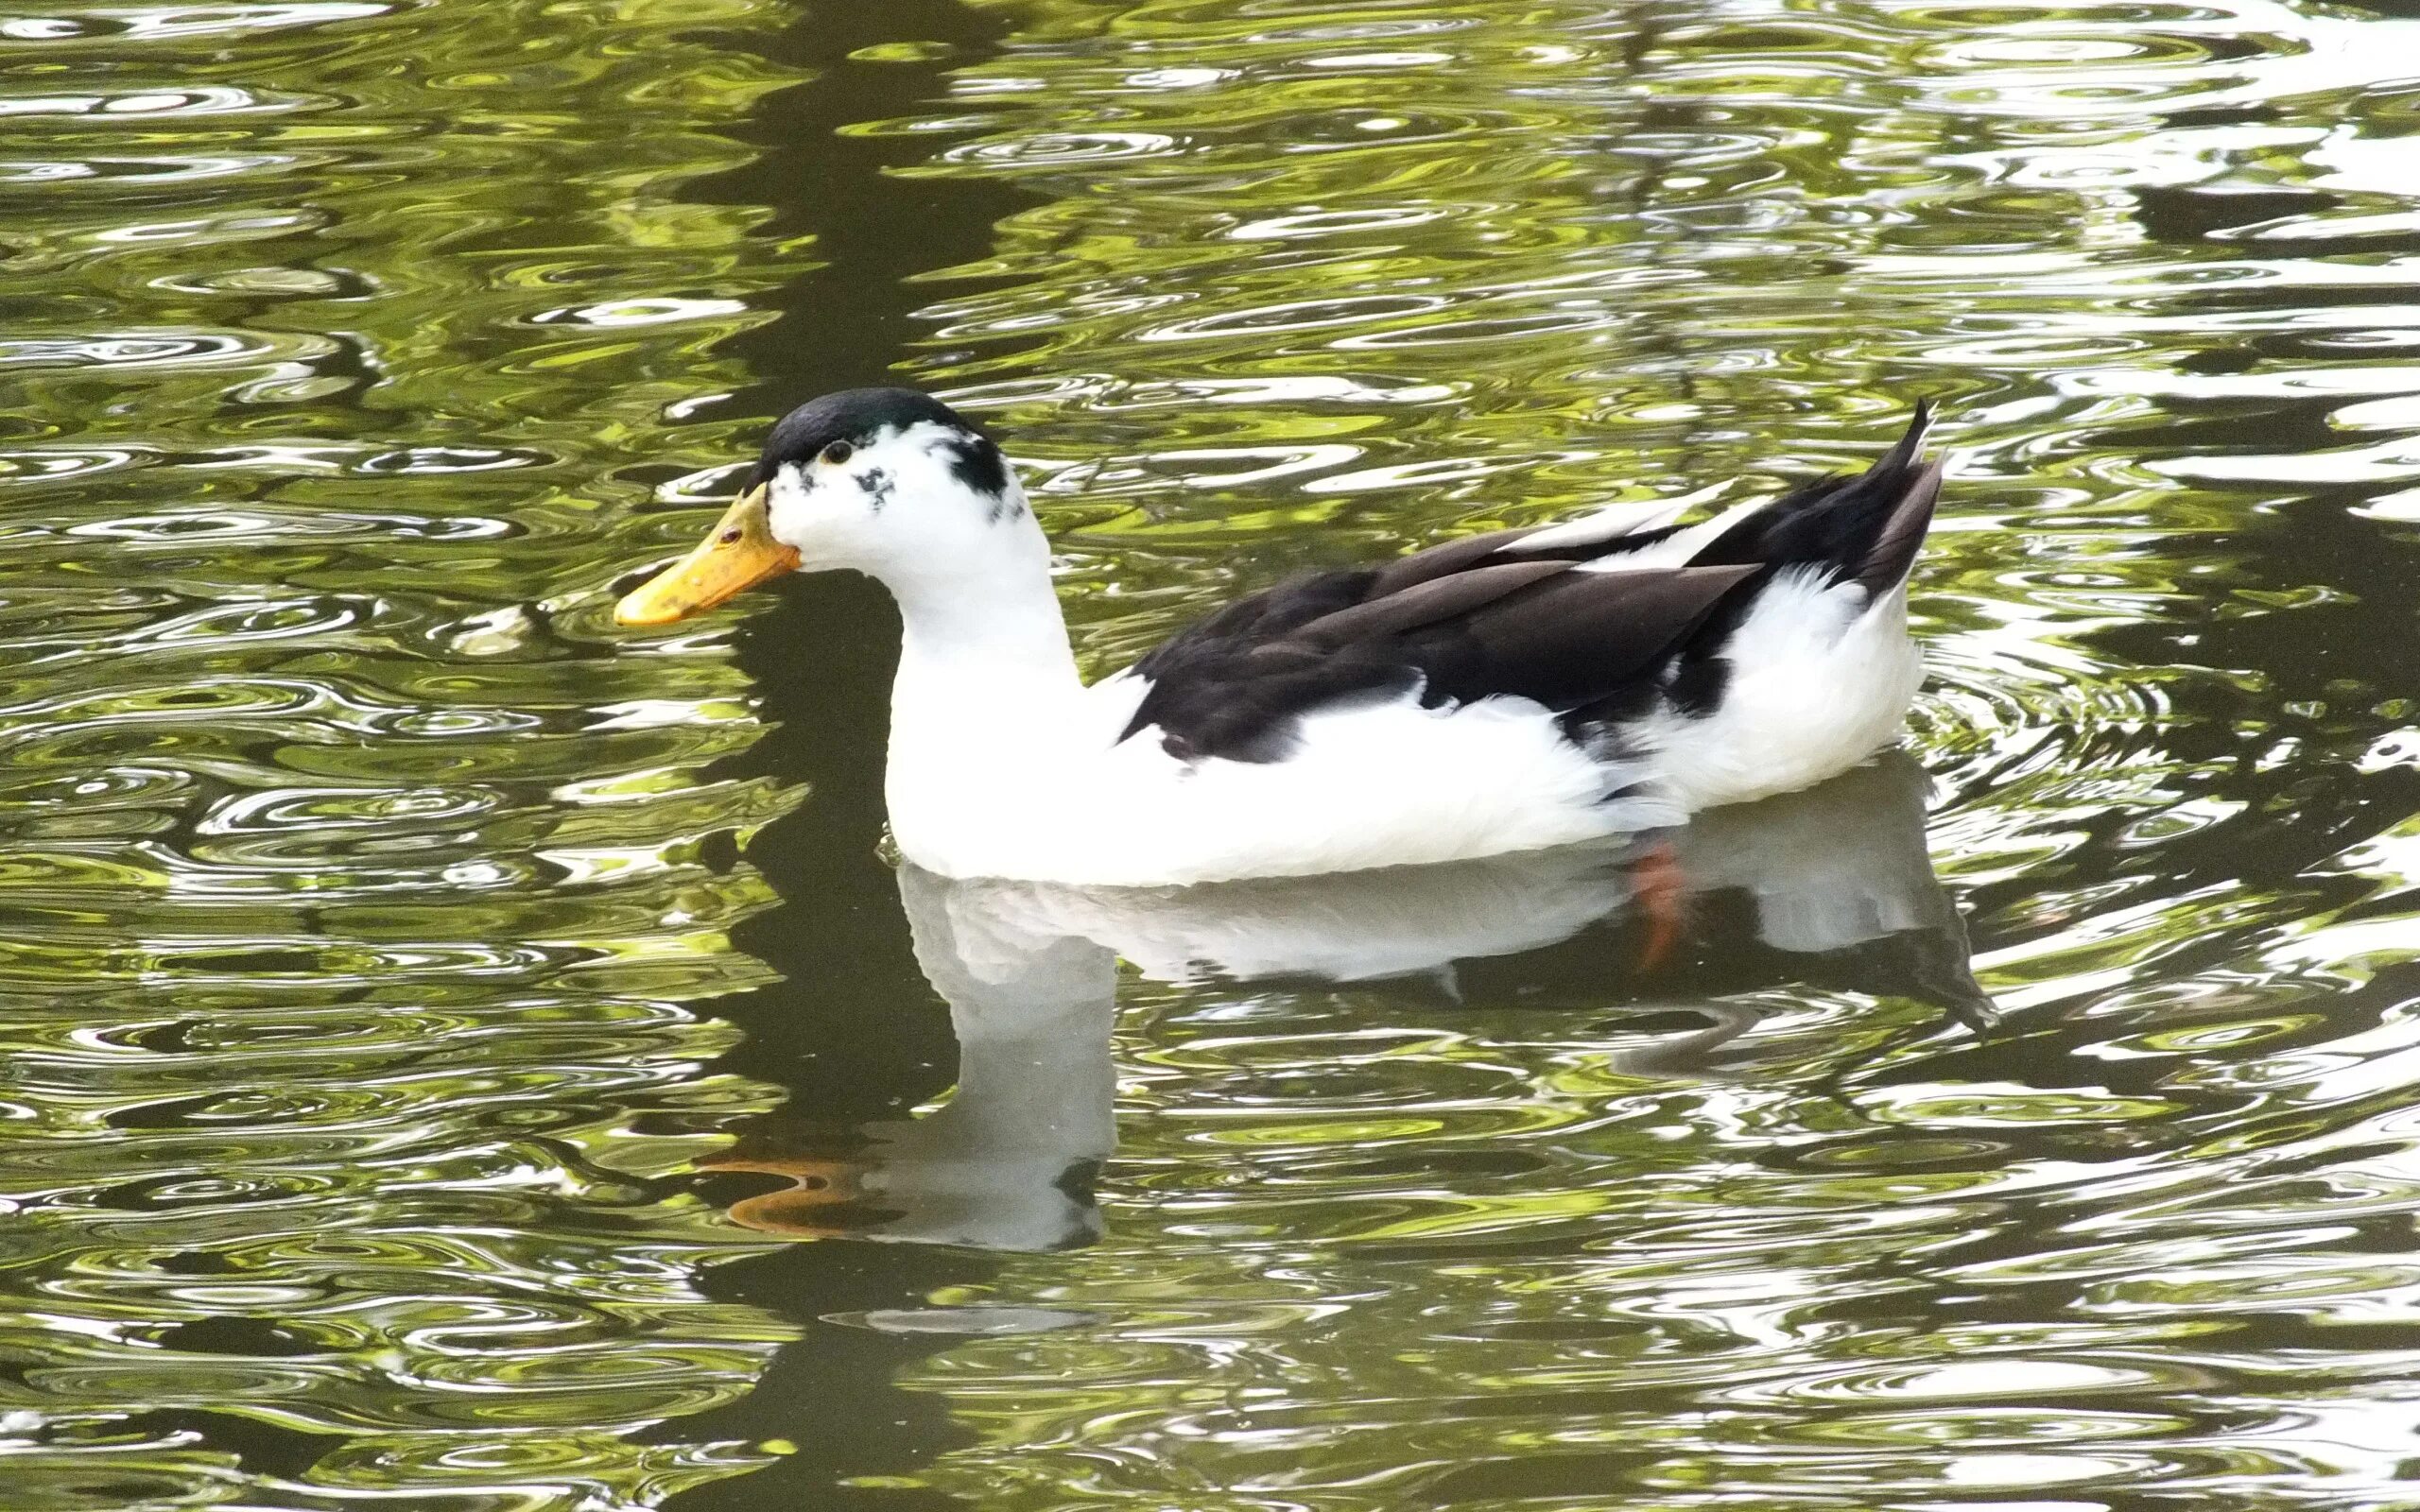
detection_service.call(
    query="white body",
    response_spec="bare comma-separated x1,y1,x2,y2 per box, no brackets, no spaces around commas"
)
762,421,1927,887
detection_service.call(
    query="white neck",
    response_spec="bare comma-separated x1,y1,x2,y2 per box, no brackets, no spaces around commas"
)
879,516,1085,795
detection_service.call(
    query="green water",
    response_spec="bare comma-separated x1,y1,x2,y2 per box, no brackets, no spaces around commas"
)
5,0,2420,1507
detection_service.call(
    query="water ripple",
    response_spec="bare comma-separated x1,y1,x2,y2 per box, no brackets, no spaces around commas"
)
793,0,2420,1507
9,0,2420,1504
0,0,810,1504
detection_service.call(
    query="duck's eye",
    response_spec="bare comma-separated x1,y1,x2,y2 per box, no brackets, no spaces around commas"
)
821,440,854,467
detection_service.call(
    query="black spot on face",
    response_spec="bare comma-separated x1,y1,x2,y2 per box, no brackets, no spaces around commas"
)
939,433,1011,502
856,466,893,510
936,438,1021,524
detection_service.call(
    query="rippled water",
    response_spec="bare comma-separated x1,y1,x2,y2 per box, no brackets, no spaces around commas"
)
5,0,2419,1507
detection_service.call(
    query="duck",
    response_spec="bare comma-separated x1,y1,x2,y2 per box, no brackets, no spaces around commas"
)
615,387,1945,887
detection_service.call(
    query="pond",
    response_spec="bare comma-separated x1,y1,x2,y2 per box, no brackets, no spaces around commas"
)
4,0,2419,1508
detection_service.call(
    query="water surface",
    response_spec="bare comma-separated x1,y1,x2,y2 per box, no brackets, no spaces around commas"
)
3,0,2420,1508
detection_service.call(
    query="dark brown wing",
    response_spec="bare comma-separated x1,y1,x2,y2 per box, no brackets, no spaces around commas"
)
1120,558,1755,762
1120,405,1940,764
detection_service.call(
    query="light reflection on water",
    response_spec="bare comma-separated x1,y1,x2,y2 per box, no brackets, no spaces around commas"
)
1,0,2419,1508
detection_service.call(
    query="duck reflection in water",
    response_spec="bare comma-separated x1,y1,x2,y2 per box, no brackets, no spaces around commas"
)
702,752,1984,1252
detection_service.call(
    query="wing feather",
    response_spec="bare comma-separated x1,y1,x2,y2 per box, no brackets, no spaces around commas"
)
1412,563,1761,709
1292,558,1574,646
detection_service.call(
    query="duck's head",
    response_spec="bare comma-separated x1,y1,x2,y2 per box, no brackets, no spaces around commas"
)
614,387,1028,627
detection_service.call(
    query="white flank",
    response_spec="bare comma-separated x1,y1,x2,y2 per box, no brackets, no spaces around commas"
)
893,678,1681,886
1637,571,1923,811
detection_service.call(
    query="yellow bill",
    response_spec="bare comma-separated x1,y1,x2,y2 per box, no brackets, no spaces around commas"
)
614,485,801,627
